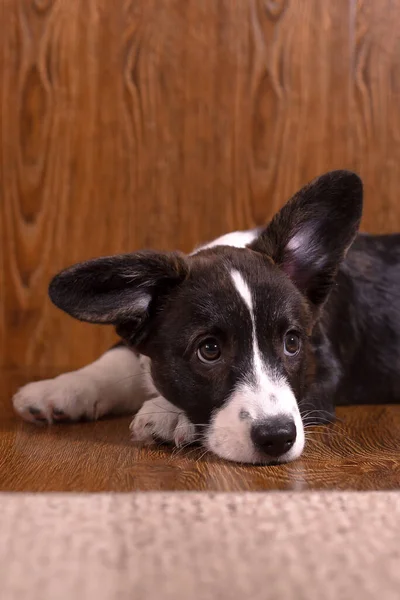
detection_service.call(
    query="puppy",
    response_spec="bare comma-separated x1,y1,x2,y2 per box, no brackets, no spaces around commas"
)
13,170,400,464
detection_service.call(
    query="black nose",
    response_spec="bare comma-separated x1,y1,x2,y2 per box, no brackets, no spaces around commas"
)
250,418,297,458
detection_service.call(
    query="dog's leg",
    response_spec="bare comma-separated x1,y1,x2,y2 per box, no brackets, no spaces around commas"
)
13,346,197,446
13,345,147,424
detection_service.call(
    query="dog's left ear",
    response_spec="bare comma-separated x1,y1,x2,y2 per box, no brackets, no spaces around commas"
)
249,170,363,307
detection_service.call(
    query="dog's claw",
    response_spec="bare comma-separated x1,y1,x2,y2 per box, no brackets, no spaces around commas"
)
51,408,71,422
27,406,48,423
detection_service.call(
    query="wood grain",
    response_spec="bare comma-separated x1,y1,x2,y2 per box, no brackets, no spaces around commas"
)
351,0,400,233
1,369,399,491
0,0,399,372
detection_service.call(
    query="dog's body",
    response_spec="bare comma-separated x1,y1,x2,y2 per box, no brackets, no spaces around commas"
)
13,171,400,464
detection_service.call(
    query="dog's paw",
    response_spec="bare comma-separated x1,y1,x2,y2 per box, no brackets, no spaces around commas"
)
13,374,100,425
130,396,196,447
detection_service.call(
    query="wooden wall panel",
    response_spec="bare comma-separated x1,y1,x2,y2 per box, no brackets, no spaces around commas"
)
1,0,399,370
351,0,400,233
1,0,133,369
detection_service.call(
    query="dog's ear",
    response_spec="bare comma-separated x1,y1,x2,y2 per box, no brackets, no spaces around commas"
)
49,250,189,341
249,170,363,307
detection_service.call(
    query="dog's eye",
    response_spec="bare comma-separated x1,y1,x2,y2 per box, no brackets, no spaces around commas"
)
284,331,301,356
197,338,221,363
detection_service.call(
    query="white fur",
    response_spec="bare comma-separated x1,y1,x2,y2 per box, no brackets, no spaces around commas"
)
13,347,147,423
193,229,259,253
130,395,196,447
204,270,305,464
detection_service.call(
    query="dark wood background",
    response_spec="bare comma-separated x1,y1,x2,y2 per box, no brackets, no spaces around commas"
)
1,0,400,370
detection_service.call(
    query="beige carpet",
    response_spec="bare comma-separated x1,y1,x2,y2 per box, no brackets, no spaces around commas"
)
0,492,399,600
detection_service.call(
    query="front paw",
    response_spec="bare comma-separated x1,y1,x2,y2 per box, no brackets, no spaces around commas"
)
130,396,196,447
13,374,100,425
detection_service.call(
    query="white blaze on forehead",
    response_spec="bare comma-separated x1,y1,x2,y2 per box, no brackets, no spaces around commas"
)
230,268,277,395
230,269,253,313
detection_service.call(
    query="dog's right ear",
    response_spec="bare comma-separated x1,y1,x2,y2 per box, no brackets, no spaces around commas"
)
249,170,363,308
49,250,189,342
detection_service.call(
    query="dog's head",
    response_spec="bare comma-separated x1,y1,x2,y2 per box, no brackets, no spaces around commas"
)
49,170,363,464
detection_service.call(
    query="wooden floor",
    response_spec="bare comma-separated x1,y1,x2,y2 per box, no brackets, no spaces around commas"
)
1,369,399,492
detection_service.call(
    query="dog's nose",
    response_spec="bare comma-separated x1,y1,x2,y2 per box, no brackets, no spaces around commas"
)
250,418,297,458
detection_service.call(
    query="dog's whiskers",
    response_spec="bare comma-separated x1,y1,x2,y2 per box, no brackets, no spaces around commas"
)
300,404,345,424
195,448,211,463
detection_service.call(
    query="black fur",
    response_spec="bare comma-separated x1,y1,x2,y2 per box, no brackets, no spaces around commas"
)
319,233,400,407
